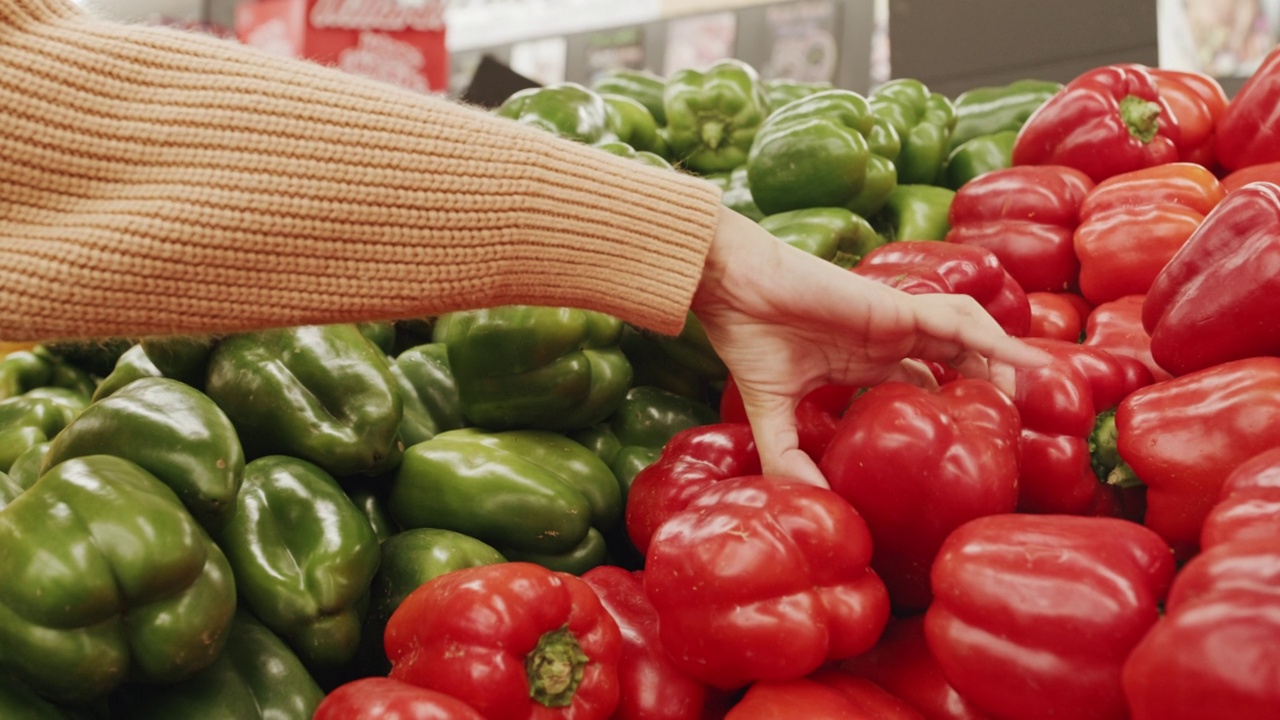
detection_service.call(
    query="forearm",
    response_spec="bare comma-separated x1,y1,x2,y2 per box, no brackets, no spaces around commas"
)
0,0,721,342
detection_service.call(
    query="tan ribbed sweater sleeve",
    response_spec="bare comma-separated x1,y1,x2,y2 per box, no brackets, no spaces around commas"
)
0,0,723,343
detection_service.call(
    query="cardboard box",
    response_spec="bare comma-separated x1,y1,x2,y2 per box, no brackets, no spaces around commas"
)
235,0,449,94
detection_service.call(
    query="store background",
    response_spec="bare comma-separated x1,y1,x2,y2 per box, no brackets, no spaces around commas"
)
76,0,1280,97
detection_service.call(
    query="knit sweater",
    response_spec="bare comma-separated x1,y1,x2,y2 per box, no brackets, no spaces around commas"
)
0,0,723,343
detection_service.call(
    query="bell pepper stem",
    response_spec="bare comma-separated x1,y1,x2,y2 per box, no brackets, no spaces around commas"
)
701,120,725,150
1119,95,1161,144
1089,409,1144,488
527,625,589,707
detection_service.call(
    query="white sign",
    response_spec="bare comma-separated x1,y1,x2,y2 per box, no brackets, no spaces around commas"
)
446,0,662,51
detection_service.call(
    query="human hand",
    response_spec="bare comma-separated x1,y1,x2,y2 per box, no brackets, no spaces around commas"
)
691,207,1052,488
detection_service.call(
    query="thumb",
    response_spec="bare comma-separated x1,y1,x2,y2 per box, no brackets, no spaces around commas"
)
740,390,831,489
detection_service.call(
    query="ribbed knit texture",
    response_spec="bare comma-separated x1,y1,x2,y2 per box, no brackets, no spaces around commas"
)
0,0,722,342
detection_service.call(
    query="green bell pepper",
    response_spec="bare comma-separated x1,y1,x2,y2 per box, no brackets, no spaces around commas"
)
591,67,667,126
0,674,93,720
941,129,1018,190
947,78,1063,152
706,165,766,222
92,343,162,401
108,610,324,720
619,312,727,403
871,184,956,241
596,140,676,170
215,455,380,671
205,324,403,478
6,440,48,491
0,387,86,471
747,88,901,217
433,306,632,432
356,321,396,355
390,342,467,448
39,338,132,380
869,78,957,185
42,377,245,534
0,470,22,509
0,347,95,403
601,92,666,155
139,335,215,389
663,58,772,175
759,206,885,267
390,427,620,574
765,78,834,109
0,455,236,704
355,528,506,675
496,82,617,145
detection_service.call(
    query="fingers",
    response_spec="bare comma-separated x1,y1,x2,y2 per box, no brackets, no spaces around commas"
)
913,295,1054,369
884,358,942,391
740,390,832,489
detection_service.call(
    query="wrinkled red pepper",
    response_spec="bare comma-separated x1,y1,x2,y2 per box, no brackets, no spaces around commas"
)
852,241,1031,337
927,514,1175,720
1148,67,1228,169
1214,43,1280,171
1026,291,1090,342
1201,446,1280,549
1013,64,1181,183
718,376,855,463
819,379,1020,612
580,566,709,720
314,677,486,720
643,476,890,691
1143,181,1280,376
839,616,988,720
943,164,1094,293
624,423,760,557
1073,162,1224,305
1102,357,1280,561
385,562,623,720
1014,338,1153,517
1082,294,1172,382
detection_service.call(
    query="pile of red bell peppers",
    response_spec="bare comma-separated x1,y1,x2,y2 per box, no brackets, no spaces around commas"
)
5,47,1280,720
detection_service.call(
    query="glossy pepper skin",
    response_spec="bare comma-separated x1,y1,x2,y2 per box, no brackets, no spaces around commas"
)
944,164,1093,293
1013,64,1181,183
725,674,923,720
1026,291,1088,342
1106,357,1280,561
391,428,621,574
1147,67,1228,169
108,610,325,720
389,342,468,448
1014,338,1153,516
853,241,1031,337
0,346,95,402
1222,160,1280,194
624,422,760,556
926,514,1176,720
1213,43,1280,171
869,78,956,185
215,455,380,671
1073,162,1224,306
316,677,486,720
1083,294,1170,382
644,476,890,691
820,379,1021,612
205,324,403,478
747,89,901,217
0,455,236,704
497,83,618,145
940,129,1016,190
758,206,884,266
872,184,956,242
663,59,771,175
1124,451,1280,720
435,306,633,432
764,78,833,109
601,93,666,156
387,562,623,720
706,165,765,221
719,376,855,464
42,377,244,534
0,387,85,472
592,67,667,126
581,566,709,720
1143,181,1280,376
948,78,1062,152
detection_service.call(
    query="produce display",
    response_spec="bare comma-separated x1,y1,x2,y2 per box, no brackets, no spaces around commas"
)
2,45,1280,719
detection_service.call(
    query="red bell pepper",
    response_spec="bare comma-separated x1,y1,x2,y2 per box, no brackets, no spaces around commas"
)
1143,181,1280,376
1101,357,1280,561
1214,43,1280,172
1082,294,1171,382
926,514,1176,720
385,562,623,720
943,164,1094,293
1122,537,1280,719
840,616,988,720
1012,64,1181,183
1013,338,1153,517
718,376,856,463
643,476,890,691
1072,162,1224,305
579,566,709,720
725,673,924,720
819,379,1020,612
314,677,486,720
1147,67,1228,169
1221,160,1280,194
852,241,1030,337
624,423,760,556
1026,291,1089,342
1200,446,1280,550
